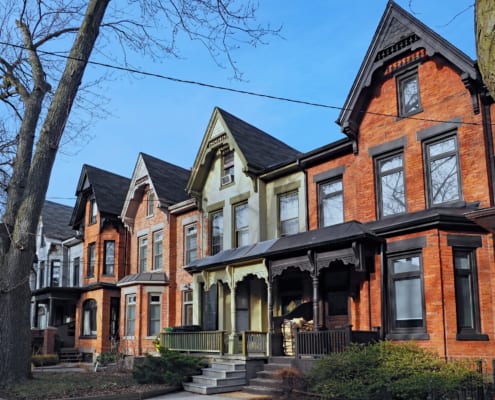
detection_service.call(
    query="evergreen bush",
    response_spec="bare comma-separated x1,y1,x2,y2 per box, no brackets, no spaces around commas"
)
132,347,206,386
307,341,483,400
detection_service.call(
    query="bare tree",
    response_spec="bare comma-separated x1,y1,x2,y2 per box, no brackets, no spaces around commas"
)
475,0,495,100
0,0,277,385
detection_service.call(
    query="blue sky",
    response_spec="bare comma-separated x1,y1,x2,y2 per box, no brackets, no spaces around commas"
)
47,0,476,206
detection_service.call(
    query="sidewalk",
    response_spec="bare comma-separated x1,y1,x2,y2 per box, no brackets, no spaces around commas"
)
148,390,272,399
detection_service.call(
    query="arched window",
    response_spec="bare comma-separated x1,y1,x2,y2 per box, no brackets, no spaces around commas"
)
82,299,97,337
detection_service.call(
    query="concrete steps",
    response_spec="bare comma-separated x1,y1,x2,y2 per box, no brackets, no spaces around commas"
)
183,360,248,395
58,348,82,363
242,356,293,397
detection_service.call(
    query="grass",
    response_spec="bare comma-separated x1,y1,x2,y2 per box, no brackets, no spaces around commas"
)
0,371,174,400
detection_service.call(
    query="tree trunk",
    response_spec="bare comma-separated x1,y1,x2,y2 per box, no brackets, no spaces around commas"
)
476,0,495,99
0,0,110,385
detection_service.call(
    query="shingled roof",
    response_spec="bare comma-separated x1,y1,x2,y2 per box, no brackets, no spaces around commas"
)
41,200,75,241
70,164,130,228
217,108,301,171
140,153,190,205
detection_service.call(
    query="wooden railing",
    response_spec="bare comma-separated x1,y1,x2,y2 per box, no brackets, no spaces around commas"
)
296,327,351,357
160,330,225,354
241,331,267,356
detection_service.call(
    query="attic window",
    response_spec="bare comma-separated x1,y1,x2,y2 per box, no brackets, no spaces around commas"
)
397,71,422,117
147,190,155,216
221,151,234,186
89,198,97,225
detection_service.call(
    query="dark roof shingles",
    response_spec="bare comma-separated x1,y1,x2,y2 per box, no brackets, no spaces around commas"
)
41,200,75,240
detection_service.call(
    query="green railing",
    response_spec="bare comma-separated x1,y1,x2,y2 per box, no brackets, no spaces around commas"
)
160,330,225,354
241,331,267,356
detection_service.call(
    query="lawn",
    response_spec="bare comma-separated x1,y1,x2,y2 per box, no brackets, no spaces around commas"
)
0,371,175,400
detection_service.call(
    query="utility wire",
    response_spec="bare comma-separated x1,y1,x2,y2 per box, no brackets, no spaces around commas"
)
0,41,486,127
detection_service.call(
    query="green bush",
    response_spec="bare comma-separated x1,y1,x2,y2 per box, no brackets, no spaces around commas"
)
132,347,207,386
31,353,59,367
307,341,483,400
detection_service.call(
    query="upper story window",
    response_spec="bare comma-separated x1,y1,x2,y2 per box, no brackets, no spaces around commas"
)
73,257,80,287
89,198,97,225
234,202,249,247
50,260,61,287
318,178,343,227
210,210,223,255
397,71,421,117
153,230,163,270
376,152,406,218
87,243,95,277
387,252,426,338
147,190,155,217
279,191,299,236
104,240,115,276
39,260,45,288
138,236,148,273
185,224,198,264
221,150,234,186
424,135,461,206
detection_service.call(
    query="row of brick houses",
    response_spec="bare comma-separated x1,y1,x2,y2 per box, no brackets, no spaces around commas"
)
30,0,495,376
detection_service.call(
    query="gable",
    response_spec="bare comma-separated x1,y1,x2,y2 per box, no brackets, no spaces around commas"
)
337,1,480,142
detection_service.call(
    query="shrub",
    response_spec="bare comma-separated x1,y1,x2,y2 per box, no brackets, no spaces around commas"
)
307,341,483,400
275,367,306,397
132,347,207,386
96,352,116,366
31,354,59,367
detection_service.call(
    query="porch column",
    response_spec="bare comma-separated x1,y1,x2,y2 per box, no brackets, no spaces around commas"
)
312,272,319,330
228,284,237,354
48,297,54,327
267,278,272,357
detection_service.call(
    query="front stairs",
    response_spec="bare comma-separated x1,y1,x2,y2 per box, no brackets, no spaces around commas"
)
183,360,248,395
242,356,293,397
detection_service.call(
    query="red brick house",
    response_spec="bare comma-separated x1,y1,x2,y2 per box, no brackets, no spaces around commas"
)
70,164,130,357
117,153,196,355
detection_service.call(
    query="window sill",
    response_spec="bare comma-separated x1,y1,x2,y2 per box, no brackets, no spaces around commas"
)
79,335,97,339
456,332,489,341
386,332,430,341
145,336,158,340
396,108,423,121
102,274,115,277
123,336,135,339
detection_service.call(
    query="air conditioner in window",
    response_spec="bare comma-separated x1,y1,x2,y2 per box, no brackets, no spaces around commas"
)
221,174,234,185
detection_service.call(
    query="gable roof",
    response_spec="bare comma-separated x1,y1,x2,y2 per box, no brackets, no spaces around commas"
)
187,107,301,194
140,153,190,205
217,108,301,172
41,200,75,241
337,0,480,139
70,164,130,228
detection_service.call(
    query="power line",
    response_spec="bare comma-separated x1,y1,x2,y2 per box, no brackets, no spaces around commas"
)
0,41,487,127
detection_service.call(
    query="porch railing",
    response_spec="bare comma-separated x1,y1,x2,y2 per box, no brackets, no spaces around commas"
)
241,331,267,356
160,330,225,354
296,327,351,357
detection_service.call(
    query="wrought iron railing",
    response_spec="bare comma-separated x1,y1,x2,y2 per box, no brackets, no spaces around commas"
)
160,330,225,354
296,327,351,357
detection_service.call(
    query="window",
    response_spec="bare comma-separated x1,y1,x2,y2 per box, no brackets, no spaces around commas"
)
89,198,97,225
148,293,161,336
234,202,249,247
279,191,299,236
318,178,344,227
424,135,461,206
453,249,484,338
210,211,223,255
125,294,136,336
138,236,147,272
153,230,163,270
221,151,234,185
376,152,406,218
182,290,193,325
39,261,45,288
104,241,115,275
87,242,95,277
185,224,197,264
397,71,421,116
50,260,61,287
388,253,426,337
82,299,97,336
73,257,80,287
147,190,155,217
